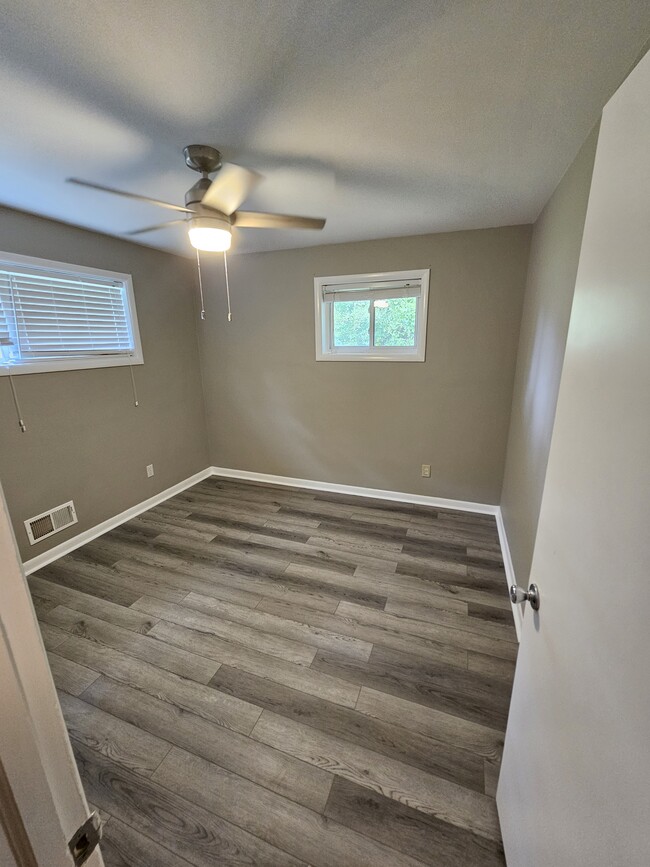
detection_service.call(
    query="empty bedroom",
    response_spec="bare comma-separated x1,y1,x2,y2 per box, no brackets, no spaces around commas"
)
1,2,649,866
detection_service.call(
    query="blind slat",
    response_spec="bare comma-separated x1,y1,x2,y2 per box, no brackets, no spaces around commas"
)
15,323,131,330
323,283,422,303
8,293,125,306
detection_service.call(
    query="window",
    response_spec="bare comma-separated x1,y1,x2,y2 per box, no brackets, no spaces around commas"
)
0,251,142,375
314,269,429,361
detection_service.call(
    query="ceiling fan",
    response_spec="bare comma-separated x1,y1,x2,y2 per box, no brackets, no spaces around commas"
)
67,144,326,253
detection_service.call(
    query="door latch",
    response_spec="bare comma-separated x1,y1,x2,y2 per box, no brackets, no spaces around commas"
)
68,812,102,866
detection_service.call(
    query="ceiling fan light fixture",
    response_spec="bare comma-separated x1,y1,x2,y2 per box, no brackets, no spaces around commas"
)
188,217,232,252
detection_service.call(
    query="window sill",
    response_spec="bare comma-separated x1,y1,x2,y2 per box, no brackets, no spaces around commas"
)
0,355,144,376
316,352,425,362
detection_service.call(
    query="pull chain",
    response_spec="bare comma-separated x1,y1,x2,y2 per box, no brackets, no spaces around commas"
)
8,374,26,432
223,250,232,322
129,365,139,407
196,248,206,320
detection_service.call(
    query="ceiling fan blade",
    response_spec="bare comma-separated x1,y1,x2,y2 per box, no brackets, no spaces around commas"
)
125,219,188,236
201,163,261,215
67,178,193,214
233,211,326,230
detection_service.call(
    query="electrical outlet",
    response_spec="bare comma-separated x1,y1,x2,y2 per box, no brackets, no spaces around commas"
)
421,464,431,478
146,464,154,478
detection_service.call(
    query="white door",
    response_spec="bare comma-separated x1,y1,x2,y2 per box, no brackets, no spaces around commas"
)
497,51,650,866
0,483,104,866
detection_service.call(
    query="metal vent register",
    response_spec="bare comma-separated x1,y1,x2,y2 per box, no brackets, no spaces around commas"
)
24,500,77,544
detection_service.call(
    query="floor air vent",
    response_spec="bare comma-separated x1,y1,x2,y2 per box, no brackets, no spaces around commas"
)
25,500,77,545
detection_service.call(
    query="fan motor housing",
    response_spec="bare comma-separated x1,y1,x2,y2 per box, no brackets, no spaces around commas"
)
190,204,233,226
185,177,213,207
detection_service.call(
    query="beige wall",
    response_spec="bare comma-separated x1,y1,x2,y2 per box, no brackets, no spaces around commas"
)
0,207,208,560
499,125,599,583
198,225,531,504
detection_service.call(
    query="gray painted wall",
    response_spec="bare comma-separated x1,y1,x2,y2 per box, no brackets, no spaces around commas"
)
500,125,599,583
0,207,208,560
198,225,531,504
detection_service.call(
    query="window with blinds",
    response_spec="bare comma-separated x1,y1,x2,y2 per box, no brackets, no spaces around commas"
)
0,252,142,375
314,269,430,361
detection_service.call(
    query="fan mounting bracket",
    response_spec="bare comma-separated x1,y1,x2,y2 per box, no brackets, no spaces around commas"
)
183,145,222,175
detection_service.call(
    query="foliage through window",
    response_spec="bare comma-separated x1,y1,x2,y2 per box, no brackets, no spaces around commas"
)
0,252,142,376
314,270,429,361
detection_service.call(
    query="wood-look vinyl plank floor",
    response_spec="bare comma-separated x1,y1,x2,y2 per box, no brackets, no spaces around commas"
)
82,675,333,812
39,620,70,651
182,590,374,661
355,687,505,760
47,652,100,696
54,633,262,733
97,815,196,867
384,598,517,643
132,595,319,666
335,599,517,660
31,477,514,865
73,740,306,866
312,645,511,730
37,561,144,607
468,602,517,625
257,597,469,668
41,606,220,684
249,710,501,841
148,618,361,708
41,557,188,604
120,550,389,612
115,557,265,609
29,593,57,617
153,746,425,867
325,777,506,867
210,665,484,792
29,574,157,633
58,691,172,777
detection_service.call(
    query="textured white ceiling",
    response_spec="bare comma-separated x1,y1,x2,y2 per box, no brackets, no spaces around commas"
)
0,1,648,256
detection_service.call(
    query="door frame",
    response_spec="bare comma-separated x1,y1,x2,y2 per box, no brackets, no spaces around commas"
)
0,482,103,866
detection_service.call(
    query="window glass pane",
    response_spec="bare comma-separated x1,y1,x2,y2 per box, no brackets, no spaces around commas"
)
332,300,370,347
373,296,417,346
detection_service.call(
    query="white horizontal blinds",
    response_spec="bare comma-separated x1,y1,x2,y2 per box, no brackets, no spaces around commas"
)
321,278,422,303
0,264,134,361
0,273,16,347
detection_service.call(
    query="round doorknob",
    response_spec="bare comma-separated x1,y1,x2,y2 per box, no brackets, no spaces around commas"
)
509,583,540,611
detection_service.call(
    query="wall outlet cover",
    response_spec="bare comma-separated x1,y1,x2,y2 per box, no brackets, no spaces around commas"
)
421,464,431,477
146,464,155,478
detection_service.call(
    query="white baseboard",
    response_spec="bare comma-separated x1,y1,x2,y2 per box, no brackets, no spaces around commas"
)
210,466,499,515
495,507,522,641
22,468,213,575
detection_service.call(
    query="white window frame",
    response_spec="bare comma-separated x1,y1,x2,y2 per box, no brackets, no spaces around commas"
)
314,268,430,362
0,250,143,376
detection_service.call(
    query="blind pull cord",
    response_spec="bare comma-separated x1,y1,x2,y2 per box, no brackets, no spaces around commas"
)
129,365,139,407
8,374,26,432
223,251,232,322
196,249,206,320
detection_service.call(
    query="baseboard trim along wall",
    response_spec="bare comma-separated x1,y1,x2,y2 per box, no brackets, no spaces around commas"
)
495,509,523,641
22,468,213,575
22,464,521,641
210,466,499,514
